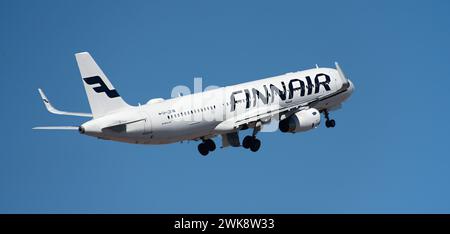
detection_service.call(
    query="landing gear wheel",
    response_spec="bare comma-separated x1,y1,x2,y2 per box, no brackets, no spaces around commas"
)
249,138,261,152
198,143,209,156
242,136,253,149
205,139,216,151
328,119,336,128
325,119,336,128
323,110,336,128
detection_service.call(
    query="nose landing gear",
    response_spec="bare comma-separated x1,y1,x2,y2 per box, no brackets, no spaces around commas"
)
323,110,336,128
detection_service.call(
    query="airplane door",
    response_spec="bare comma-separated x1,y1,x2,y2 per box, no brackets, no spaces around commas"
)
142,111,153,138
125,119,146,137
126,110,153,138
144,117,152,135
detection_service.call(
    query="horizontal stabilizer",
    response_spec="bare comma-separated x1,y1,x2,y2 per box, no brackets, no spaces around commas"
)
38,88,93,117
33,126,79,130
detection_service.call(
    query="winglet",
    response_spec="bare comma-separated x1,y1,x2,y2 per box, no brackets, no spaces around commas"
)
37,88,93,117
38,88,57,114
335,62,350,89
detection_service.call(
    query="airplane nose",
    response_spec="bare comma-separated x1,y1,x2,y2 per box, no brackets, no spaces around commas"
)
78,126,85,134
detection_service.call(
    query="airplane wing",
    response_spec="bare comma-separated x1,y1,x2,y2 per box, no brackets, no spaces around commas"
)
37,88,93,117
214,100,312,133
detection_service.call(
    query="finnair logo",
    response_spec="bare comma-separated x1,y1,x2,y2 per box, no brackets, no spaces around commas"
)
229,73,331,112
83,76,120,98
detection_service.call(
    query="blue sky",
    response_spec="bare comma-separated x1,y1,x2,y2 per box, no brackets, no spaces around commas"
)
1,0,450,213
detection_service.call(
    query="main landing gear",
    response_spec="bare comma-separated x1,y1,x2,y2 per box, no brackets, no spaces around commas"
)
198,139,216,156
242,121,262,152
323,109,336,128
242,136,261,152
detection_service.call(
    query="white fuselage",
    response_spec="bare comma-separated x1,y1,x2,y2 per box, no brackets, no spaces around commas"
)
80,67,354,144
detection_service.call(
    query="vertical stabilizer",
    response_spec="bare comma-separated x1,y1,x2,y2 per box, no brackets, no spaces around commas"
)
75,52,130,118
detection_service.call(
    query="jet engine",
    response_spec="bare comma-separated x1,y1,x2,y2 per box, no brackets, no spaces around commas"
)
279,108,320,133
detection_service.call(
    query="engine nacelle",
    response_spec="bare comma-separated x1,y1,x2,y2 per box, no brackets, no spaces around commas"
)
279,108,321,133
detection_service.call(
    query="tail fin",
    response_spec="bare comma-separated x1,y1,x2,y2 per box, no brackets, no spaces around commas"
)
75,52,130,118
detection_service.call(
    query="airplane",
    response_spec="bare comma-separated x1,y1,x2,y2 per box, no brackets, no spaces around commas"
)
34,52,354,156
